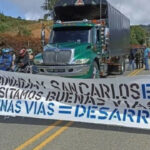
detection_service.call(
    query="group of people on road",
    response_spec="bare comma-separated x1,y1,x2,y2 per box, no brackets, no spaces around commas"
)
128,46,150,71
0,46,34,73
0,43,150,74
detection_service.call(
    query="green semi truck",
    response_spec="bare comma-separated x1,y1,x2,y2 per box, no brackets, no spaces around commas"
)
34,0,130,78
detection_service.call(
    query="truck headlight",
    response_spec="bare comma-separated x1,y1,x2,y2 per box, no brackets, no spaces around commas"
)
73,59,90,65
33,59,43,65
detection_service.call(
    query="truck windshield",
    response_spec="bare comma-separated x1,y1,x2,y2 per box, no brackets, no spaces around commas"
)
50,27,91,44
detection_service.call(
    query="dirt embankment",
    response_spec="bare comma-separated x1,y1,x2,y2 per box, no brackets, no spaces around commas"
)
0,33,49,54
28,23,50,39
0,23,51,54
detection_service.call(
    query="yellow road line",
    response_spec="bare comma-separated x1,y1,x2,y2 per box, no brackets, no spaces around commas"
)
15,120,62,150
132,68,144,76
33,121,73,150
127,69,138,77
129,68,144,77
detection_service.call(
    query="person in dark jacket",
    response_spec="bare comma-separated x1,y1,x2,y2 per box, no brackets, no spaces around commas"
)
140,48,144,68
135,50,141,69
15,48,29,72
128,48,136,71
0,48,13,71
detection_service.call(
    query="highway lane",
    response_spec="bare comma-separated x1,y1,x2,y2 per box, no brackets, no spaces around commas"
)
0,68,149,150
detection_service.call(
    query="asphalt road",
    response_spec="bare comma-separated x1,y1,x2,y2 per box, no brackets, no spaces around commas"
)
1,69,150,150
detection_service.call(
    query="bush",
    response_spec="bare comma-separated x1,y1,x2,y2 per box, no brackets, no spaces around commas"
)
18,26,32,36
0,14,36,34
0,23,9,33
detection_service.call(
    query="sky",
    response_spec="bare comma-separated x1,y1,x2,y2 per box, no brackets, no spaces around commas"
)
0,0,149,25
110,0,150,25
0,0,46,20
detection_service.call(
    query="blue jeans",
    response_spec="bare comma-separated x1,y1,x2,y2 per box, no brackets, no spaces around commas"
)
144,57,149,70
128,59,135,71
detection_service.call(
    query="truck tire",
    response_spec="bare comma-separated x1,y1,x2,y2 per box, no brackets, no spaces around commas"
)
120,57,125,75
92,62,100,78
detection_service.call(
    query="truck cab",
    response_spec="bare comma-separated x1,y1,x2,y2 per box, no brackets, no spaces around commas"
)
34,21,107,78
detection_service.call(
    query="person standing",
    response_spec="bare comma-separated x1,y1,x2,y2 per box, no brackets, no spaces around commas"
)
144,46,150,70
140,48,144,68
128,49,136,71
135,50,140,69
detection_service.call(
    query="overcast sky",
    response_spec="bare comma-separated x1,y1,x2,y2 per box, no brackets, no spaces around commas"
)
0,0,149,25
110,0,149,25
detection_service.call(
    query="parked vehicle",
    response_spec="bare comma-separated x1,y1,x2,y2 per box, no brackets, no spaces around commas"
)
34,0,130,78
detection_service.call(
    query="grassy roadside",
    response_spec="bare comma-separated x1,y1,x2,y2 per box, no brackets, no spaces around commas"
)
0,14,52,53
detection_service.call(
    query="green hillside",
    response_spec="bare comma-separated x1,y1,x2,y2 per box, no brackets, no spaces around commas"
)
0,14,51,53
0,13,37,35
1,13,150,46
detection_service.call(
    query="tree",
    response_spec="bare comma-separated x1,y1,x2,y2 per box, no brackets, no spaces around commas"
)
130,26,146,45
17,16,22,20
130,27,138,45
42,0,58,11
41,0,59,19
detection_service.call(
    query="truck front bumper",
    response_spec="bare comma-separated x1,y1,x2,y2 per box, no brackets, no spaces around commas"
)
34,64,91,77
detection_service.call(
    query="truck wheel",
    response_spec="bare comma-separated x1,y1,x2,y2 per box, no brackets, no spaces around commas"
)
120,58,125,75
92,62,100,78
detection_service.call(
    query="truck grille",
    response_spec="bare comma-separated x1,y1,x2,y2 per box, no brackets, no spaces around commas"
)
43,50,72,65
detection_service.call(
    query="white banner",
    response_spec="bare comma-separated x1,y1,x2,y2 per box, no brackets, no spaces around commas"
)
0,71,150,129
